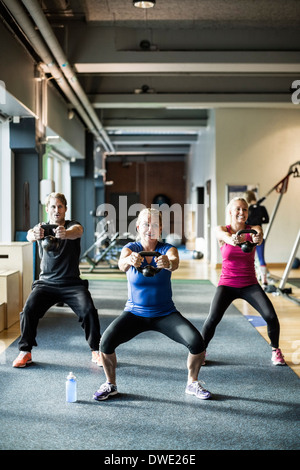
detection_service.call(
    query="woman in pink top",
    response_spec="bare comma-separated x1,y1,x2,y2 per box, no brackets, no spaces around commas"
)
202,197,285,366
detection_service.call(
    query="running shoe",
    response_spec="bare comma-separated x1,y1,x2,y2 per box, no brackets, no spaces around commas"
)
12,351,32,368
272,348,286,366
185,381,211,400
91,351,103,367
93,382,118,401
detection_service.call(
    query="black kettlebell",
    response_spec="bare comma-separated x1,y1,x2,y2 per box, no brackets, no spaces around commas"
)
137,251,162,277
42,235,60,252
236,229,258,253
40,224,60,252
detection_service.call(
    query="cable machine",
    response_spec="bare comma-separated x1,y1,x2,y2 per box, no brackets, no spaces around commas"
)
258,161,300,304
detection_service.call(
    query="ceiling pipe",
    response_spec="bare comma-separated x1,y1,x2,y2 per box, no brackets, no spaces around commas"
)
21,0,114,153
2,0,113,153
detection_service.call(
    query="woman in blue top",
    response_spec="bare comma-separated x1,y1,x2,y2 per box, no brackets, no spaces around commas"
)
93,208,211,401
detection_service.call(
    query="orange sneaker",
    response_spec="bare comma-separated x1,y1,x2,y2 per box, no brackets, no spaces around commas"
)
13,351,32,368
91,351,103,367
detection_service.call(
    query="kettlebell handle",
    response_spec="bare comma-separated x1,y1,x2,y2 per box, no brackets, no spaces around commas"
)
236,229,258,253
139,251,161,258
41,224,58,237
236,229,257,237
137,251,162,277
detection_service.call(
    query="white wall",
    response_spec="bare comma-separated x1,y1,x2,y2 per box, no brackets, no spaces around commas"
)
47,84,85,160
0,120,14,242
187,107,300,266
214,107,300,265
186,111,216,258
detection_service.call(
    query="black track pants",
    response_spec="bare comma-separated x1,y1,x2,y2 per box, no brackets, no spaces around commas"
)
18,282,101,352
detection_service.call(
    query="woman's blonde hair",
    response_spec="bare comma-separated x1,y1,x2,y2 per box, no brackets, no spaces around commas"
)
225,197,248,225
136,208,162,240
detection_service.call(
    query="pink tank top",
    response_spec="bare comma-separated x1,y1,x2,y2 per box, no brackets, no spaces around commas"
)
218,225,258,288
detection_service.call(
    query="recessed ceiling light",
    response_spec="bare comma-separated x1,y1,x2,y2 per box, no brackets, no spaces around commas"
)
133,1,155,8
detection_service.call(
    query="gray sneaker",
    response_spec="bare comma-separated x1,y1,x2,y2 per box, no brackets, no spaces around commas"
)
185,381,211,400
93,382,118,401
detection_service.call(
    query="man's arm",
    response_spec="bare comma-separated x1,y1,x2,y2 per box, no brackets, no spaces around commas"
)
26,222,83,242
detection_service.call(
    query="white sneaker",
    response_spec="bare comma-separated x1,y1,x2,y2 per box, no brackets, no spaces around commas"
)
185,381,211,400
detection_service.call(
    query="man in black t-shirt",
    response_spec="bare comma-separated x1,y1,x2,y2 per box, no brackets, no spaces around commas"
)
13,192,102,368
243,190,270,288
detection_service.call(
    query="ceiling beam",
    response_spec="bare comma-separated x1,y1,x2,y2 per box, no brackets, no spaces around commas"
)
90,93,295,108
105,145,190,154
109,135,199,144
74,51,300,74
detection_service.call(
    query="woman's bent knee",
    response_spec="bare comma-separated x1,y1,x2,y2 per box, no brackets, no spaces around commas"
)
100,330,116,355
189,333,206,355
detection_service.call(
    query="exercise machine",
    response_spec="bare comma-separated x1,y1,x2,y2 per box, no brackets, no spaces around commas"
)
80,218,135,273
257,161,300,304
259,160,299,242
276,229,300,305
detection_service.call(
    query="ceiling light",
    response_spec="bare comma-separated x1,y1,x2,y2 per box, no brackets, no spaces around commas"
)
134,84,155,94
133,1,155,8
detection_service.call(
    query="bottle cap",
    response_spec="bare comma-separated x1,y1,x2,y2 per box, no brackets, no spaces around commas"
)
67,372,76,380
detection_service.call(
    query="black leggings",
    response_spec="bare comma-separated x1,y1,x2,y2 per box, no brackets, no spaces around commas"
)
100,310,205,355
202,284,280,349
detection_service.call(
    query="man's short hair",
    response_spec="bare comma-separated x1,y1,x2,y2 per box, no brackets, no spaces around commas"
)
45,192,67,208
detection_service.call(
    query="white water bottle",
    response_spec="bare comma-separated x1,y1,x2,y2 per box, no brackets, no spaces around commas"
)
66,372,77,402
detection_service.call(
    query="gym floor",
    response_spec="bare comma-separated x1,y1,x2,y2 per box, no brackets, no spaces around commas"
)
1,258,299,452
1,258,299,377
175,260,300,378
